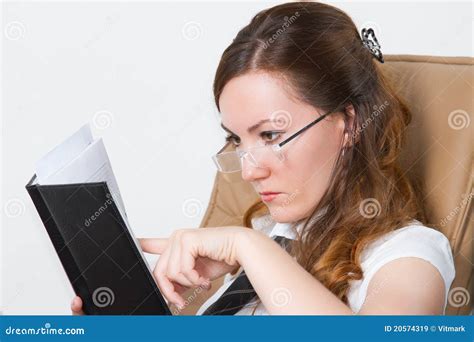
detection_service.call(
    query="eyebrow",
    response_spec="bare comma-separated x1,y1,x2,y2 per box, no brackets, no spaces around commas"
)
220,119,276,135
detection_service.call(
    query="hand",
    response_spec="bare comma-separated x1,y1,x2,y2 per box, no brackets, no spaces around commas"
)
71,296,85,315
139,226,249,309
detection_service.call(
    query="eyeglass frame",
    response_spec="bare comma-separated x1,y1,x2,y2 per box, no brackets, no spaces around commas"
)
212,110,335,172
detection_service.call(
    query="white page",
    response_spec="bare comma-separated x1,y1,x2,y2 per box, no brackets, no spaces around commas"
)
39,138,128,221
35,127,156,278
35,123,93,183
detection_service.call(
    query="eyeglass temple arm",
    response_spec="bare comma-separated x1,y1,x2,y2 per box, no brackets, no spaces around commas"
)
278,111,333,147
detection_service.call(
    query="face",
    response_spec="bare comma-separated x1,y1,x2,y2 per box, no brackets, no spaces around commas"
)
219,71,347,223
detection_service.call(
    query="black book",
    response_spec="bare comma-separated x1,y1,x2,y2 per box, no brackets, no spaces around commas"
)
25,124,171,315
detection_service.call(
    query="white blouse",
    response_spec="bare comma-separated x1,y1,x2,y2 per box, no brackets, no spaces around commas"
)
196,217,456,315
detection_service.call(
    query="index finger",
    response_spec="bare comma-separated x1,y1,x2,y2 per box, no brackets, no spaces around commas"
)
139,238,169,254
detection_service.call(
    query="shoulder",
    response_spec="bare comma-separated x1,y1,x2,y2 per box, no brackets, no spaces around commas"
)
348,220,456,314
361,221,455,279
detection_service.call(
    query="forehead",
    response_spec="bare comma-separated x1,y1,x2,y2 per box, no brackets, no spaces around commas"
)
219,72,302,128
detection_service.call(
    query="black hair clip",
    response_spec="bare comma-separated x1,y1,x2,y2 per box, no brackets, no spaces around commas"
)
361,28,384,63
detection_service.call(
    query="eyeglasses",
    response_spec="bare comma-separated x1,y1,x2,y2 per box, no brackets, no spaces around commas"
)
212,111,334,173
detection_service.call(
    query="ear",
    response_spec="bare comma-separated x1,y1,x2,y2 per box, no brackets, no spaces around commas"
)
342,103,357,148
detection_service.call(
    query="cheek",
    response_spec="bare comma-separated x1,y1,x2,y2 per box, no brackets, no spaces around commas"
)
270,127,342,221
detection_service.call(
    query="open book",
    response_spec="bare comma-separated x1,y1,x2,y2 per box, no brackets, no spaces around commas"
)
25,124,171,315
34,124,128,223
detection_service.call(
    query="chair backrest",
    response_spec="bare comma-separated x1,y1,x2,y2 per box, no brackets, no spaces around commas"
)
178,55,473,316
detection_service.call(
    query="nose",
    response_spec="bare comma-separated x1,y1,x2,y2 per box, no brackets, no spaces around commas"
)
241,156,270,182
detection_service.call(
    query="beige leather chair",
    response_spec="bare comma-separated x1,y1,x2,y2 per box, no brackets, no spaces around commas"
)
178,55,473,316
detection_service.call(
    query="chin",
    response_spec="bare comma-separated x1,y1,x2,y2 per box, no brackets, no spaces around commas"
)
267,204,304,224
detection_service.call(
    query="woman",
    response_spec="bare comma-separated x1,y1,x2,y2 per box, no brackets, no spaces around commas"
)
72,1,455,315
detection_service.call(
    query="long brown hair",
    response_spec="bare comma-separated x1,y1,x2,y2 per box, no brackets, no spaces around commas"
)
213,2,425,304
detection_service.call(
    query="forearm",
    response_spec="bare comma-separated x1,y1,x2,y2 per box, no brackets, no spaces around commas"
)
236,229,354,315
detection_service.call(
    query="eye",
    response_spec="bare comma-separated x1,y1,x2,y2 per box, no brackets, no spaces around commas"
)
260,131,283,144
225,134,241,146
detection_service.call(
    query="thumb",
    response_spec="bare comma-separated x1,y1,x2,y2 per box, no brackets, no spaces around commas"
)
139,238,168,254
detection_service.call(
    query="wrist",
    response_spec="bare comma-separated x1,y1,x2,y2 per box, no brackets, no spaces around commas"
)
234,227,262,266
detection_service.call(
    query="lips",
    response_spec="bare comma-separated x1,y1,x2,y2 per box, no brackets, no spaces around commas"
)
259,191,282,202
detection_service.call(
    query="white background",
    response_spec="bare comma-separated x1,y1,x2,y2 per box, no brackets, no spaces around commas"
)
1,0,472,314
